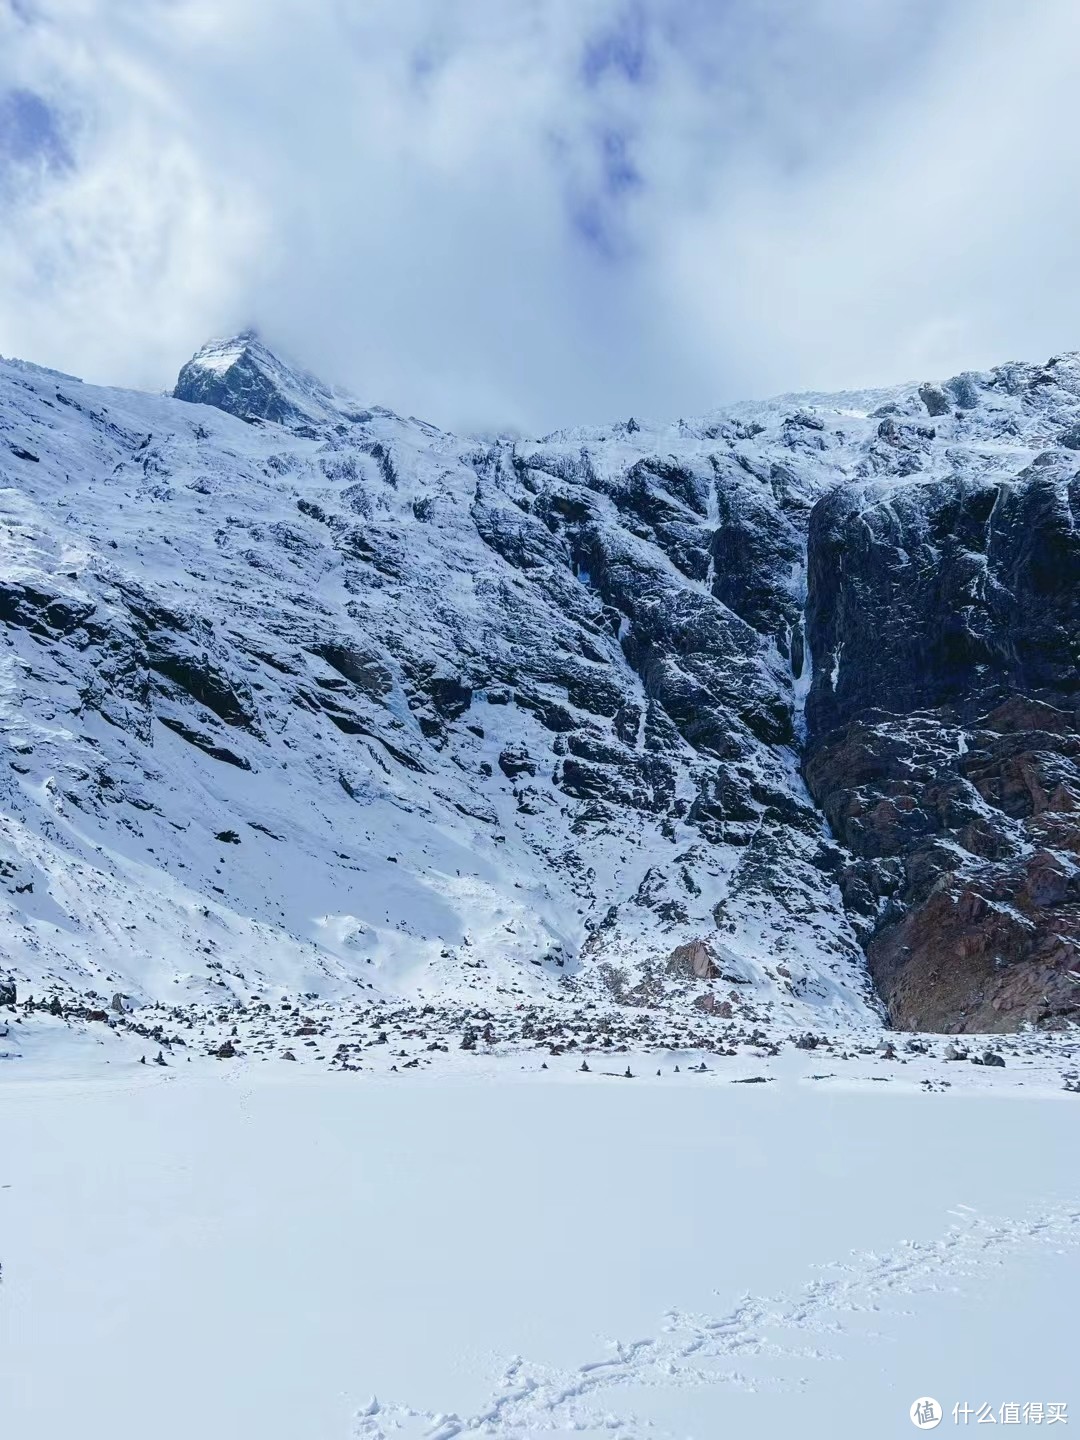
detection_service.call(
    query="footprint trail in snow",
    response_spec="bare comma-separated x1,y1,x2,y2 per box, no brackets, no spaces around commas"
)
352,1203,1080,1440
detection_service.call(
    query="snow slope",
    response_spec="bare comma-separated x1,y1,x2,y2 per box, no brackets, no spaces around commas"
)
5,338,1080,1036
0,340,880,1025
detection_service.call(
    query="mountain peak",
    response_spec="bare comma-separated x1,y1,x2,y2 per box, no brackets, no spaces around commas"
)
173,332,360,429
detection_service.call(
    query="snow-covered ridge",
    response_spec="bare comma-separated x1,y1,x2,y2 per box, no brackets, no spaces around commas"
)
4,337,1080,1039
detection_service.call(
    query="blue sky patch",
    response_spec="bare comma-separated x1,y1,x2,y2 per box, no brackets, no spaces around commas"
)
0,89,73,176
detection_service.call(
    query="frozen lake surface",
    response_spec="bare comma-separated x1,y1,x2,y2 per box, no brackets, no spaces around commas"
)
2,1062,1077,1439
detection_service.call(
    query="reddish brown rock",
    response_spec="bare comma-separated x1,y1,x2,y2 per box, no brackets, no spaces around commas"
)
666,941,720,981
807,703,1080,1031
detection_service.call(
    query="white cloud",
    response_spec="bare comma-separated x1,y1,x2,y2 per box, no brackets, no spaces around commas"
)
663,0,1080,401
1,0,1078,431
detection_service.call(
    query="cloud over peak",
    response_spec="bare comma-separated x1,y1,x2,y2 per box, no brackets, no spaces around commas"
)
2,0,1079,433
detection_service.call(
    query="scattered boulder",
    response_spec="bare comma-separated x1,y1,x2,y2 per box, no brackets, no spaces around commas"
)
694,993,733,1018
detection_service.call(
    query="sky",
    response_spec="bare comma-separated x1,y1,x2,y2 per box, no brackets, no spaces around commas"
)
2,0,1080,435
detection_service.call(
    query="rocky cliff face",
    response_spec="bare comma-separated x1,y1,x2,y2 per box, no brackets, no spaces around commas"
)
2,336,1079,1033
804,403,1080,1030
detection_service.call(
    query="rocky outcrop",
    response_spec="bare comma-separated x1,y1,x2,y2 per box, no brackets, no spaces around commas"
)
806,462,1080,739
666,941,721,981
806,701,1080,1030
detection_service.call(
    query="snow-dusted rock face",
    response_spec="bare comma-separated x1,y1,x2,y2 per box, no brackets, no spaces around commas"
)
173,331,375,430
2,337,1080,1033
803,361,1080,1030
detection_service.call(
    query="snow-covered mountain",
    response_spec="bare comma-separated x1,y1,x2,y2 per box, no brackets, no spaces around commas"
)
3,333,1080,1034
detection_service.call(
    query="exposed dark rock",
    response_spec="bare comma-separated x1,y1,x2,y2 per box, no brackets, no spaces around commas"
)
804,461,1080,1031
174,332,339,427
149,638,258,728
157,717,252,769
498,744,536,779
918,383,951,417
316,642,395,699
